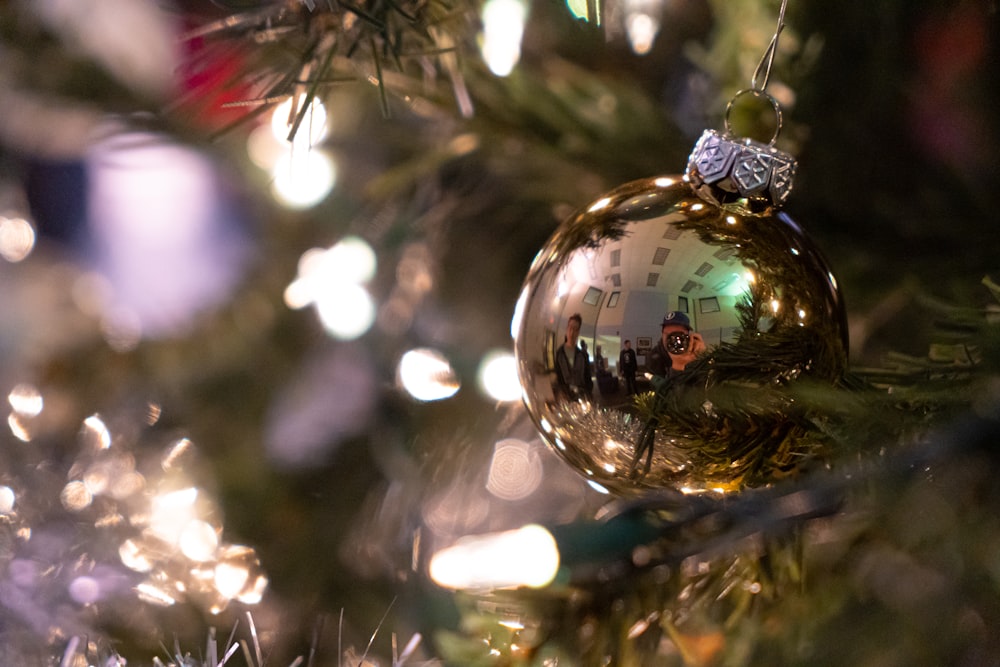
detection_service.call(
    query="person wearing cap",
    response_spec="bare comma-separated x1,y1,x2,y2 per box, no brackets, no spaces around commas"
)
647,311,706,378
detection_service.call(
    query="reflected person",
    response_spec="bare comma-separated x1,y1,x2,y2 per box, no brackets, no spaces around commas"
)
619,339,638,395
647,311,705,379
554,313,593,399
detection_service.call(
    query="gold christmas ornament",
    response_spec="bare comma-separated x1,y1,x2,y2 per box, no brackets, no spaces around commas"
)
512,0,847,496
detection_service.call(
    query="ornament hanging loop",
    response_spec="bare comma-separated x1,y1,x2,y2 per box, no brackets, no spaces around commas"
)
750,0,788,93
724,88,783,146
686,0,797,211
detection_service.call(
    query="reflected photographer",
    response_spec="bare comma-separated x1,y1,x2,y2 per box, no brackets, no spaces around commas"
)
647,311,706,379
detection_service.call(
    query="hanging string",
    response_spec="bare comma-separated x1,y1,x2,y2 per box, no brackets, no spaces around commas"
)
723,0,790,143
750,0,789,92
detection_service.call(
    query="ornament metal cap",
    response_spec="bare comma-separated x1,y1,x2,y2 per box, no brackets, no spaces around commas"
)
686,128,797,210
686,88,797,211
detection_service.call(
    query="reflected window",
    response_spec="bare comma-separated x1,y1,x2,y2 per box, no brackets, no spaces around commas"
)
607,291,620,308
699,296,720,313
583,286,603,306
677,296,688,313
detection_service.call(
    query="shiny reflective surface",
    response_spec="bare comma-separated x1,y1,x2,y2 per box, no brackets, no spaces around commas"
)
513,176,847,495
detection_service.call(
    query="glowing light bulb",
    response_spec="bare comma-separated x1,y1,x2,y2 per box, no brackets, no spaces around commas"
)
429,524,560,590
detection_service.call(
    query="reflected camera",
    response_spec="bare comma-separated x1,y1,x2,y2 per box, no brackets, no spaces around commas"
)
666,331,690,354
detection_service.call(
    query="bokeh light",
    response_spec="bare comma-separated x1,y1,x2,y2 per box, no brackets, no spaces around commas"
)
214,544,267,603
0,214,36,262
179,519,220,562
285,237,378,340
623,0,663,55
119,539,154,573
486,438,543,501
270,95,329,147
81,414,112,450
398,348,460,401
60,480,93,511
429,524,560,590
271,148,337,209
315,282,376,340
249,93,337,209
68,576,101,605
149,487,199,546
481,0,528,76
7,413,31,442
8,383,43,417
0,485,15,514
477,350,522,402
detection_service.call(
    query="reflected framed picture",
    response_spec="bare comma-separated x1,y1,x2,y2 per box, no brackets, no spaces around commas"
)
636,336,652,354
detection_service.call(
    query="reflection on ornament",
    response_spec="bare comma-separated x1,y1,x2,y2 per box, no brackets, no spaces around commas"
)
513,171,847,495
